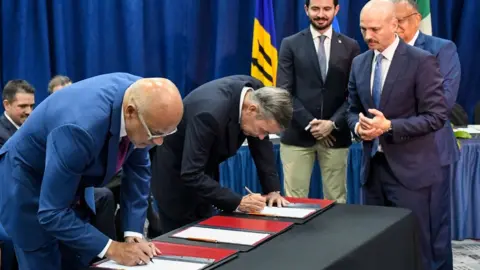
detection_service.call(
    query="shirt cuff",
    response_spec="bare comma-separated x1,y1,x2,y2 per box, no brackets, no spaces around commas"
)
305,118,317,131
124,231,144,239
98,239,112,258
354,122,360,136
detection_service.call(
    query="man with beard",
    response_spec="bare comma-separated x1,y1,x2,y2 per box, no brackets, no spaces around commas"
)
347,1,447,269
277,0,360,202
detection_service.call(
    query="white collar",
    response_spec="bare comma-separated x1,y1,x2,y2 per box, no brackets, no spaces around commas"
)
407,30,420,46
119,108,127,139
310,24,333,40
4,112,20,130
239,87,253,123
374,35,400,61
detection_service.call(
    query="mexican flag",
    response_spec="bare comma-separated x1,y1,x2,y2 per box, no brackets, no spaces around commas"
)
417,0,432,35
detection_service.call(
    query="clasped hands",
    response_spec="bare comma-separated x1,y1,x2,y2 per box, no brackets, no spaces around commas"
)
309,119,335,147
356,109,391,141
238,192,290,213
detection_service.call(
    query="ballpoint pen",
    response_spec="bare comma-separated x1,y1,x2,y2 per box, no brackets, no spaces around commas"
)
244,186,254,195
133,238,154,264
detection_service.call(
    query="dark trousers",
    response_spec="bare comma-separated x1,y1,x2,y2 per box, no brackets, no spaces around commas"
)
364,153,448,270
90,188,116,241
429,166,453,270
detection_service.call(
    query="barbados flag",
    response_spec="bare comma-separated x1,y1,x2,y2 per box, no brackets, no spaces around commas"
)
251,0,277,87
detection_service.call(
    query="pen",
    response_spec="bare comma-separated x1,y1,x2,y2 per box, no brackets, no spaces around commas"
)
244,186,254,195
186,237,218,243
133,238,154,264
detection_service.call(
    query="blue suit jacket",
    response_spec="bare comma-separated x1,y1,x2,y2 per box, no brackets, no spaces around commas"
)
347,40,448,190
0,73,150,265
0,114,17,148
414,32,461,166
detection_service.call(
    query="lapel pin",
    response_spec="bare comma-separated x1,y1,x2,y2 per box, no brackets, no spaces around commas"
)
338,39,342,43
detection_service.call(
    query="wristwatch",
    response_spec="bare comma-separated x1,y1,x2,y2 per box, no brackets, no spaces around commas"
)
332,121,339,130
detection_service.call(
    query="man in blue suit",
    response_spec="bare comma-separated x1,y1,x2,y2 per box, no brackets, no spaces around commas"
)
393,1,461,269
0,73,184,269
347,1,447,270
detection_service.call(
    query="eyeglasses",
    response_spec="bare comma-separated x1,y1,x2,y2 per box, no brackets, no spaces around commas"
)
136,109,177,142
397,12,419,24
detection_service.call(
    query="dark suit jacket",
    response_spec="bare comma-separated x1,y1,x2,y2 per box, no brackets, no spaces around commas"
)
414,32,461,166
0,114,17,147
150,75,281,222
347,40,448,190
277,28,360,148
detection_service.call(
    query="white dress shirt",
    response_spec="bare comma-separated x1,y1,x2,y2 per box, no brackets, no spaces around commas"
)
4,112,19,130
305,25,333,131
407,30,420,46
239,87,253,123
98,110,144,258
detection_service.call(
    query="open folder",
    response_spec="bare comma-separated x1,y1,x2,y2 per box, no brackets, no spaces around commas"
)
92,242,238,270
96,257,210,270
172,226,270,246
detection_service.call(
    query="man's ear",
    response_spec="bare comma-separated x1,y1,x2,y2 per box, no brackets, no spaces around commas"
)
3,99,10,110
125,104,137,118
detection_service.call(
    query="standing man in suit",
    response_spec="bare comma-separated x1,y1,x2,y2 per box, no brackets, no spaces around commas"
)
277,0,360,202
150,75,293,234
393,1,461,268
0,73,183,269
347,1,447,269
0,80,35,147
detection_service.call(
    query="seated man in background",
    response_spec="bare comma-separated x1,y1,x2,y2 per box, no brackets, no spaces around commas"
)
150,75,293,234
48,75,72,94
392,1,461,269
48,75,118,241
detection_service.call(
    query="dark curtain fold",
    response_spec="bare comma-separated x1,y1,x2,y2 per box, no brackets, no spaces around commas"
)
0,0,478,119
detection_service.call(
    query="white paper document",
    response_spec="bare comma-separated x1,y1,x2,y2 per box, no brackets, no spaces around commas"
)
258,206,317,218
96,258,208,270
173,226,270,246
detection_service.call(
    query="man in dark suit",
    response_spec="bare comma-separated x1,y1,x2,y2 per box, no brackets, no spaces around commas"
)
393,1,461,268
0,80,35,147
0,73,183,269
150,75,293,234
347,1,447,269
277,0,360,202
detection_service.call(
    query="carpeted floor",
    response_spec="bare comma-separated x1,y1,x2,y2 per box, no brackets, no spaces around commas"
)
453,240,480,269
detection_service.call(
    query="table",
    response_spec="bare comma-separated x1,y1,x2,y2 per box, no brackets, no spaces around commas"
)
156,204,422,270
220,139,480,240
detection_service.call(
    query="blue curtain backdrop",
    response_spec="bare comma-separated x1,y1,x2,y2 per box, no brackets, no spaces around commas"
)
0,0,478,119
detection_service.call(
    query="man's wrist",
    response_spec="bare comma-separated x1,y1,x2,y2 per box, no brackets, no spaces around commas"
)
384,120,392,133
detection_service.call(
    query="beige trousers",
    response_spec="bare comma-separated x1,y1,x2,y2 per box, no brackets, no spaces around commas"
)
280,142,348,203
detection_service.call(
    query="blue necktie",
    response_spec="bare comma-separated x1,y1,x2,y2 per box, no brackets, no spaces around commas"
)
318,35,327,81
371,54,384,157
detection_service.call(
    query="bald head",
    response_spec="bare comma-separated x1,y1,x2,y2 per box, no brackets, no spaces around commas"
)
360,0,398,51
123,78,183,147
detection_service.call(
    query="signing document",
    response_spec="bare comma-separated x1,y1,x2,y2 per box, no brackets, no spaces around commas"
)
172,226,270,246
96,258,208,270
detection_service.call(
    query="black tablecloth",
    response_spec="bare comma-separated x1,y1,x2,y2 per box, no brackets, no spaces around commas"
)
155,204,422,270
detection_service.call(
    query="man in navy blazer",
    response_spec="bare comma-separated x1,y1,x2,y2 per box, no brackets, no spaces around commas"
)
394,1,461,269
347,1,447,269
0,80,35,148
0,73,183,269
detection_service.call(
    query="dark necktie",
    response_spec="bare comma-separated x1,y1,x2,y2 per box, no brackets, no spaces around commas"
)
371,54,384,157
317,35,327,82
116,136,130,173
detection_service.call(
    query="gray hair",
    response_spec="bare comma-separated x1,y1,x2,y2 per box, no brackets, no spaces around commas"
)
248,86,293,130
388,0,419,12
48,75,72,94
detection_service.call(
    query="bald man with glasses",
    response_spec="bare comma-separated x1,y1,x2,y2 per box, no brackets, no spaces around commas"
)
0,73,184,269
